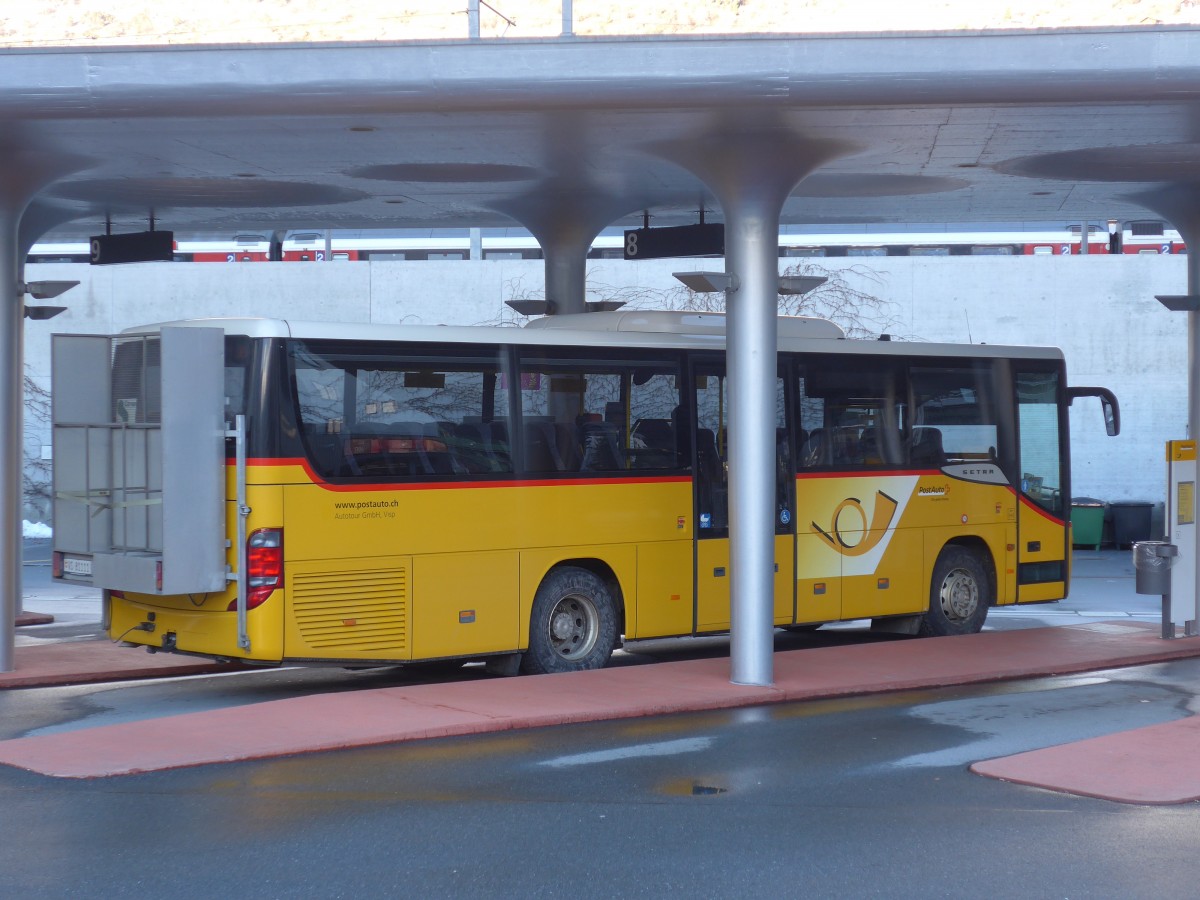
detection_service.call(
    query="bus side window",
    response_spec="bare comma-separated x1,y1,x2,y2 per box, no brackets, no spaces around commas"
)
579,422,624,471
910,427,946,467
522,421,566,473
517,355,682,476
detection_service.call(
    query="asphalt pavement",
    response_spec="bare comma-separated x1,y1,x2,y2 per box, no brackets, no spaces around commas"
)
6,544,1200,805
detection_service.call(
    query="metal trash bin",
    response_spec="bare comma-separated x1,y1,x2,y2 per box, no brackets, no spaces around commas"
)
1133,541,1177,595
1133,541,1179,639
1111,501,1153,548
1070,497,1105,549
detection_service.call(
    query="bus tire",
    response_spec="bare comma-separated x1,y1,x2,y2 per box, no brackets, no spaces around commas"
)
522,567,618,675
920,546,990,637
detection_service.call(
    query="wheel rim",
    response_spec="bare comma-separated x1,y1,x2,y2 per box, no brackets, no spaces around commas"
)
546,594,600,661
937,567,979,623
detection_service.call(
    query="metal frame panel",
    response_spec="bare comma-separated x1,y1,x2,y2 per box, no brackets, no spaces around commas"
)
51,327,227,594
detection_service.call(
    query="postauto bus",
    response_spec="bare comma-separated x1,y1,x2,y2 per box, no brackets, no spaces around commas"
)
51,311,1117,674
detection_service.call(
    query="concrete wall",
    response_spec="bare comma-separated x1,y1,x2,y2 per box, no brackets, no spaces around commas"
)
24,253,1188,519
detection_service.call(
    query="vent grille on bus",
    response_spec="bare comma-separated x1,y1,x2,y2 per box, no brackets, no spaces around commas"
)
291,568,408,652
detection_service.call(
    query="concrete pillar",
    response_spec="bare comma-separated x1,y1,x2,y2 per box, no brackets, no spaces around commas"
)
664,127,849,685
0,139,83,670
722,189,786,686
540,226,592,315
501,181,632,316
0,207,19,672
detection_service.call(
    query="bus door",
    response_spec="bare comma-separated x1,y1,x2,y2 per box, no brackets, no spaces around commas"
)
1015,368,1069,602
691,361,794,632
796,359,918,624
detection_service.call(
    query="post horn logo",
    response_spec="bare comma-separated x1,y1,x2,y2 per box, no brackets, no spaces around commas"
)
811,491,899,557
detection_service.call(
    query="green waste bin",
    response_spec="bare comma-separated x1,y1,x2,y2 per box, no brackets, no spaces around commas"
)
1071,497,1105,550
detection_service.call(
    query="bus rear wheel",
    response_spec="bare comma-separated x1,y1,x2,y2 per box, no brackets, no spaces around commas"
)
920,546,990,637
522,567,618,675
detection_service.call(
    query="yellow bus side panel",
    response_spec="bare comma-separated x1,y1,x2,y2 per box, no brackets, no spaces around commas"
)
1017,501,1068,603
695,540,729,632
109,592,284,661
795,530,841,623
774,534,796,626
798,473,1012,619
1001,524,1018,605
633,540,694,639
282,479,687,658
1018,582,1064,603
840,527,925,621
695,536,793,632
282,480,691,562
284,555,414,661
412,551,519,659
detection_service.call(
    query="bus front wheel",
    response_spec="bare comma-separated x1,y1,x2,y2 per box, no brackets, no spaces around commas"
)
522,567,618,675
920,546,990,637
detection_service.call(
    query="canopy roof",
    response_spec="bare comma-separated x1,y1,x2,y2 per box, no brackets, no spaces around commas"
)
3,27,1200,243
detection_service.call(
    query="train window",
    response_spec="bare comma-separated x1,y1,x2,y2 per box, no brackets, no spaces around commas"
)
1129,221,1166,237
971,246,1014,256
909,247,951,256
781,247,826,257
847,247,887,257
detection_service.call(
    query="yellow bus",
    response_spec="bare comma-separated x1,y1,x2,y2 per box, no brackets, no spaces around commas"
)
51,311,1117,674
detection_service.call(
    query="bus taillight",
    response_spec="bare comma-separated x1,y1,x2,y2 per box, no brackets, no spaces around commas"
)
228,528,283,611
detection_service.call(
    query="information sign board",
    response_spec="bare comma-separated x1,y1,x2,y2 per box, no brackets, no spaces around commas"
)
90,231,175,265
622,224,724,260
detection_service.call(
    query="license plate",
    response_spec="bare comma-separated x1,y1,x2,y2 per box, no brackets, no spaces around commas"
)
62,557,93,576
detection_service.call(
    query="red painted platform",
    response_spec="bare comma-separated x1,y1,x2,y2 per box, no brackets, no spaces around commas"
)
1,621,1198,790
0,639,239,689
972,716,1200,804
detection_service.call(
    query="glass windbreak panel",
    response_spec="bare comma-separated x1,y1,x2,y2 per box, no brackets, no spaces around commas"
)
910,367,999,467
1016,370,1064,517
797,360,906,469
111,335,162,424
223,335,253,430
694,368,789,536
288,341,513,480
517,354,682,474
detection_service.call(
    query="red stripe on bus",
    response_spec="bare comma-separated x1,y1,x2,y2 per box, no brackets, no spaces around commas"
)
1018,494,1066,526
795,468,937,479
230,457,692,492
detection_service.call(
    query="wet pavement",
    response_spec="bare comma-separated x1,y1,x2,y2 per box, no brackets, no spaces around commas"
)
3,661,1199,898
4,547,1200,895
7,554,1200,806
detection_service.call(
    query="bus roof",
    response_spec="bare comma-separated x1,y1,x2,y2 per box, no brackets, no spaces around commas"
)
122,314,1063,361
526,310,847,340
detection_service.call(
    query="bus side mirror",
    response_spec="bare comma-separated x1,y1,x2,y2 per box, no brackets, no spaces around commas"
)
1067,386,1120,437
